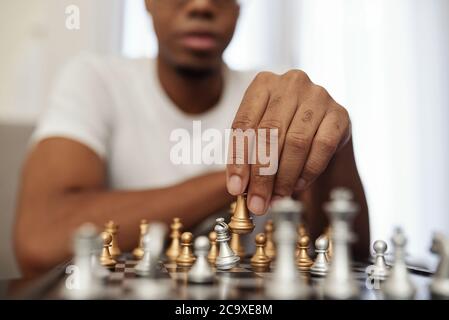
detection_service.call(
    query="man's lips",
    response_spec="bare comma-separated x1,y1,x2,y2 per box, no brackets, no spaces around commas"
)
179,33,219,51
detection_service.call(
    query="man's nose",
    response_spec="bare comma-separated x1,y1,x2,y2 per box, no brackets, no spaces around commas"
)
186,0,216,19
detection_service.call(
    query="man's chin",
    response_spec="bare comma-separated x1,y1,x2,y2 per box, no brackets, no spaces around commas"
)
173,55,222,77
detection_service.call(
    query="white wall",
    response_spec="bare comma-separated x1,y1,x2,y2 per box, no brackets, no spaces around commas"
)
0,0,123,122
295,0,449,263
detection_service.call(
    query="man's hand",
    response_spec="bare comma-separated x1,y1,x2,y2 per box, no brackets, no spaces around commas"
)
226,70,351,215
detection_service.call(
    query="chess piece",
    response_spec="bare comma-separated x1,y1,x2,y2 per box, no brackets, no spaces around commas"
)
229,202,245,258
188,236,215,284
176,232,196,268
105,220,121,258
296,234,313,272
383,228,416,299
310,235,330,276
429,233,449,299
207,231,219,264
325,226,333,260
265,220,276,259
267,197,310,299
295,224,307,256
230,233,245,259
322,188,360,299
99,231,116,269
215,218,240,270
367,240,390,280
66,223,102,299
251,233,271,272
228,194,255,235
135,222,167,277
229,201,237,214
133,219,149,259
165,217,182,262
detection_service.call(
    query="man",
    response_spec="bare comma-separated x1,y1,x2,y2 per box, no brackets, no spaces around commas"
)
14,0,369,276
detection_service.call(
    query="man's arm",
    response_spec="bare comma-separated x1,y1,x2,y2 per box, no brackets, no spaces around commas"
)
300,138,370,260
14,138,233,276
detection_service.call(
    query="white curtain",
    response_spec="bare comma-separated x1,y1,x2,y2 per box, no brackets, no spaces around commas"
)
293,0,449,262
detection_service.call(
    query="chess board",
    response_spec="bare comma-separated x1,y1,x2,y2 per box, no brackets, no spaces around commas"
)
11,254,434,300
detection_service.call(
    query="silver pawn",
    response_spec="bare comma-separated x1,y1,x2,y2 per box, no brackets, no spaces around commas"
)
382,228,416,299
188,236,215,284
135,223,167,277
215,218,240,270
66,223,102,299
429,233,449,299
267,197,310,299
311,235,330,276
368,240,390,280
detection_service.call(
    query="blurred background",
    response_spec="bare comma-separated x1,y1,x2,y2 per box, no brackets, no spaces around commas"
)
0,0,448,279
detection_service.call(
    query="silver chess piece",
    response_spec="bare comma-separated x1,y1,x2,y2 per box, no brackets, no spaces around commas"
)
267,197,310,299
429,232,449,299
323,188,360,299
367,240,390,280
311,235,330,276
135,222,167,277
66,223,103,299
188,236,215,284
215,218,240,270
382,228,416,299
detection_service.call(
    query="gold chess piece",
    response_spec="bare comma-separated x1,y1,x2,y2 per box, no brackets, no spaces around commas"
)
229,194,255,235
296,234,313,272
100,231,116,269
166,217,183,262
133,219,149,260
229,201,245,258
105,220,121,258
207,231,219,264
325,226,333,260
230,233,245,259
264,220,276,259
295,223,308,256
176,232,196,268
251,233,271,272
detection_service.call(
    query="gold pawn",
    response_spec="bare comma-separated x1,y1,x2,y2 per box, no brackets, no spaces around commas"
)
176,232,196,268
229,201,245,258
165,217,183,262
133,219,149,260
229,194,255,235
295,223,308,257
105,220,121,258
296,234,313,272
207,231,219,264
100,231,116,269
264,220,276,259
251,233,271,272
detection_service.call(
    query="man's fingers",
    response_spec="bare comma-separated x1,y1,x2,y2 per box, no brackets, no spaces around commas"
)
296,106,349,190
226,72,272,195
272,100,327,198
246,86,300,214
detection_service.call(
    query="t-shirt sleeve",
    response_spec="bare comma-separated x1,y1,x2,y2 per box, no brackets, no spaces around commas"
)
30,53,113,159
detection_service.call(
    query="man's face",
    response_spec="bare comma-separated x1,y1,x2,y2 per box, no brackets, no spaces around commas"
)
146,0,240,71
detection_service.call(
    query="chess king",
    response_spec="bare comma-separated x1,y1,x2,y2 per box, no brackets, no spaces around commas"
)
14,0,370,276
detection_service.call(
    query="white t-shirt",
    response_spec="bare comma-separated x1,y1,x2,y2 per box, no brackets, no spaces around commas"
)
32,53,257,190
